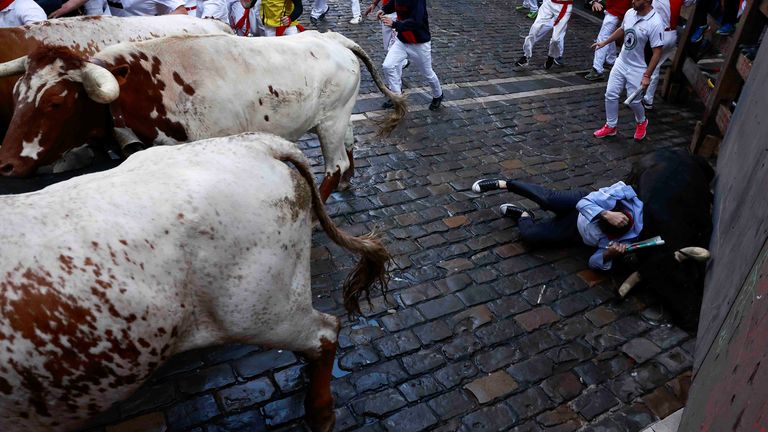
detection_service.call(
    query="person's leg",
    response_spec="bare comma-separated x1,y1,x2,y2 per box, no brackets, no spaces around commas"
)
624,68,646,124
644,31,677,105
382,39,409,95
404,41,442,98
547,4,571,59
311,0,328,19
519,210,581,244
604,63,627,128
522,0,555,58
350,0,361,20
592,12,619,74
506,180,587,214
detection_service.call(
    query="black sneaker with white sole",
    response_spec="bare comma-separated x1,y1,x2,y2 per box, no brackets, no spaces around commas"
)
544,56,555,70
499,204,532,222
515,55,529,67
472,179,503,193
642,100,654,111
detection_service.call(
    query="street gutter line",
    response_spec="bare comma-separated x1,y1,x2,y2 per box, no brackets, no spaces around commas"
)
352,81,607,121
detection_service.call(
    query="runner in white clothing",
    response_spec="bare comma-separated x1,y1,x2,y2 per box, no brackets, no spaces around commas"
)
48,0,111,17
592,0,664,141
109,0,186,16
515,0,573,70
0,0,46,26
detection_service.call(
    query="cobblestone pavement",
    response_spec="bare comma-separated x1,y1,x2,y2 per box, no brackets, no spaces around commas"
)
85,0,702,431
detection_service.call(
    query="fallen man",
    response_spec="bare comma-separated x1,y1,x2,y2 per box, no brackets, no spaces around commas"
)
472,178,643,271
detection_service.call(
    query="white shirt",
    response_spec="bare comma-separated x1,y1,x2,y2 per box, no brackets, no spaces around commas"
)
619,8,665,70
109,0,184,16
85,0,112,15
0,0,46,27
201,0,231,21
654,0,671,28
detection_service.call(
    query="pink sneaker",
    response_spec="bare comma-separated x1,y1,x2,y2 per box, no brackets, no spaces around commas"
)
634,119,649,141
593,124,617,138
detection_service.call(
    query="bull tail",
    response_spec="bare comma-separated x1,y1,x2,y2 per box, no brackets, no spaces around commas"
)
270,143,390,315
323,31,407,136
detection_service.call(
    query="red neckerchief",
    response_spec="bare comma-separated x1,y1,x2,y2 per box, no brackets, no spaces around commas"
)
0,0,16,11
234,8,253,36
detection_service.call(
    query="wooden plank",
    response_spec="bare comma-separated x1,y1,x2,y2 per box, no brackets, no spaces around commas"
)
715,104,732,135
736,52,753,81
662,2,710,99
693,0,765,149
682,57,711,103
761,0,768,17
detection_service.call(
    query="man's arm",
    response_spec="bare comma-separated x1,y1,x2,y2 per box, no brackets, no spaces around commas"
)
287,0,302,22
363,0,380,17
592,27,624,49
381,0,394,14
49,0,88,18
391,0,426,32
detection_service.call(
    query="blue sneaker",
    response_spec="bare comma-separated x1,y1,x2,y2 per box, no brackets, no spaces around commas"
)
690,24,709,43
716,23,735,36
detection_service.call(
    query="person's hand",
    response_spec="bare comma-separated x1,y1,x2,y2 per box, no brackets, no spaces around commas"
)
591,40,606,50
602,210,629,228
376,10,385,19
363,4,375,17
280,15,290,26
641,74,651,89
381,16,393,27
604,242,628,260
591,1,604,12
48,0,78,18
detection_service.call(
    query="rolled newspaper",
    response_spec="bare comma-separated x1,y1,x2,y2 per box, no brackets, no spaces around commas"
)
624,87,645,105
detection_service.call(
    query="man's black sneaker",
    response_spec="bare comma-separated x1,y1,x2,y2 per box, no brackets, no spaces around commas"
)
382,99,394,109
642,100,654,111
500,204,532,222
319,5,330,20
429,93,443,111
554,56,564,66
403,59,410,69
515,55,529,67
472,179,503,193
544,56,555,70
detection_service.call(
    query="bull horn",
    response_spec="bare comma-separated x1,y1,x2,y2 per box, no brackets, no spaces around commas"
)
0,56,28,77
619,271,641,298
81,62,120,104
674,247,711,262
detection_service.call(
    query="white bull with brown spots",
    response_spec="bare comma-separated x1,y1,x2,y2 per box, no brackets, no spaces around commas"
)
0,132,389,432
0,15,233,143
0,31,407,201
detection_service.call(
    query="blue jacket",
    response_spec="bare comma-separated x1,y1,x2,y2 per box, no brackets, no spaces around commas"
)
576,181,644,270
381,0,432,44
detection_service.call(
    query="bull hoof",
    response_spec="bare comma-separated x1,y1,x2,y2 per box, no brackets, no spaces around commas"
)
337,180,351,191
306,412,335,432
674,247,711,262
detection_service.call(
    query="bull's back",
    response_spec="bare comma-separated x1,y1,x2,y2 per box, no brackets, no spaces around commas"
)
0,134,311,431
98,33,361,142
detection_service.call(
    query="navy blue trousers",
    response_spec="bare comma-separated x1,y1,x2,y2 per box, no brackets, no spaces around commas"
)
507,180,588,245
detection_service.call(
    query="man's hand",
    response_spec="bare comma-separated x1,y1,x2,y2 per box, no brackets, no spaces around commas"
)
363,3,375,17
49,0,82,18
603,242,628,260
381,16,393,27
591,40,606,50
601,210,629,228
280,15,290,26
376,9,385,19
591,1,604,12
640,74,651,89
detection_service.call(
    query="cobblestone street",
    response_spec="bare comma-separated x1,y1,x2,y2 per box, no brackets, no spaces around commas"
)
88,0,701,431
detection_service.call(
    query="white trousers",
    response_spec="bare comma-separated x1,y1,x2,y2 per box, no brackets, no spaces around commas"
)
522,0,539,13
592,12,620,73
382,39,442,98
382,12,397,50
645,30,677,104
604,61,645,127
263,24,299,36
311,0,327,18
523,0,572,58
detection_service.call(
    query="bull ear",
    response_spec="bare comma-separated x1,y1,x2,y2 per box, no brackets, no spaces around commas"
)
0,56,28,77
110,64,130,86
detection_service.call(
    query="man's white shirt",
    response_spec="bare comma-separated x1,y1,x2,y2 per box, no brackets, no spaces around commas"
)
0,0,46,27
618,8,665,69
110,0,184,16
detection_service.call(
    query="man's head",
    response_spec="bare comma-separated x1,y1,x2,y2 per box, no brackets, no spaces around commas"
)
632,0,652,12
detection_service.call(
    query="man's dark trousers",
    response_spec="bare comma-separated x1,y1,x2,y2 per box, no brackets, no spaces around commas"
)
507,180,588,244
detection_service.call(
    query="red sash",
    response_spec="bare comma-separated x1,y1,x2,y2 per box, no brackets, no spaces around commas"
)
553,0,573,27
234,8,253,36
0,0,16,11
